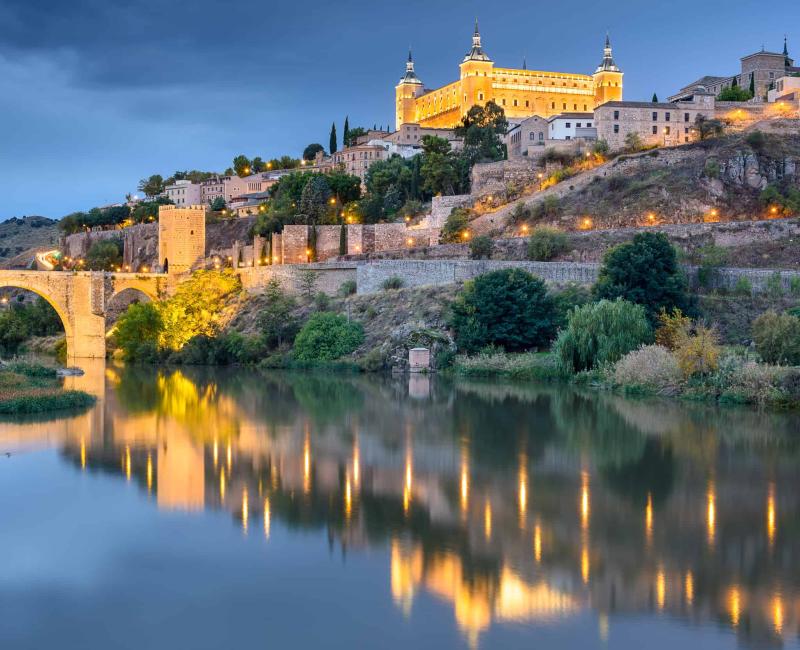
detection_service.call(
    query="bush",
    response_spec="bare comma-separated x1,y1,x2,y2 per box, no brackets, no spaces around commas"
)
258,278,299,349
453,351,564,381
509,203,531,224
338,280,357,297
314,292,331,311
654,308,692,351
594,231,690,324
469,235,493,259
450,269,558,354
113,301,163,361
359,347,385,372
733,276,753,296
553,283,592,329
790,276,800,296
674,325,720,378
695,244,728,289
745,129,766,149
527,227,568,261
382,276,404,291
553,299,652,373
293,312,364,362
531,195,561,220
765,272,783,299
752,310,800,365
440,207,471,244
611,345,682,394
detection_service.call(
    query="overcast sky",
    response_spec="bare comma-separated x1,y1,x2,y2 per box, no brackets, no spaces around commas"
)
1,0,796,219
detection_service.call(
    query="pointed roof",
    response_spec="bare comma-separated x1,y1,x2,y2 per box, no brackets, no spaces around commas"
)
463,19,492,63
595,33,620,73
399,48,422,85
522,55,527,70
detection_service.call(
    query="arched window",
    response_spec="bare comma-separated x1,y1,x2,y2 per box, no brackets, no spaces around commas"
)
529,132,534,140
539,132,544,141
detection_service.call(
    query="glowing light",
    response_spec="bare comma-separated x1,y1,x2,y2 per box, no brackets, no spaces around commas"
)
770,206,779,215
656,569,666,610
263,497,271,539
518,454,528,528
727,586,741,627
484,499,492,540
125,445,131,481
767,482,776,546
645,492,653,543
80,438,86,470
460,443,469,517
580,217,593,230
345,474,353,520
580,471,590,530
403,451,413,515
220,467,226,501
242,489,249,534
707,483,716,547
461,230,470,240
581,545,590,584
685,571,694,606
407,238,414,246
533,524,542,563
146,453,153,493
773,595,784,635
303,435,311,494
213,439,219,467
227,443,232,472
353,441,360,488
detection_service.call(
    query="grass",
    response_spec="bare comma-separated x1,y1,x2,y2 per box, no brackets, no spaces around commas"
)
0,363,95,414
453,351,567,381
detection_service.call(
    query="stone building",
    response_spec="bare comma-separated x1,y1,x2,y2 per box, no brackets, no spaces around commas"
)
395,23,623,129
165,179,202,207
332,142,389,183
669,38,798,102
200,175,248,206
594,89,716,150
157,205,205,274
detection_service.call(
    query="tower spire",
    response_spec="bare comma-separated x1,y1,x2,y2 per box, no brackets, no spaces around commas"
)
463,18,491,62
596,32,620,72
522,55,527,70
400,47,421,85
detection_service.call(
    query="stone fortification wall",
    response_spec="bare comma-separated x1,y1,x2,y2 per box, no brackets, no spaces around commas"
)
428,195,472,227
237,262,356,296
355,258,800,295
282,226,309,264
315,226,343,260
470,159,540,198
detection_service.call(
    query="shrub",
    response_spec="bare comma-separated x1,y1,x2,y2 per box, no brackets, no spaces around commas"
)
745,129,766,150
765,272,784,299
611,345,682,394
450,269,558,354
704,159,720,179
654,308,692,351
258,278,299,349
338,280,357,297
527,227,568,261
695,244,728,288
509,202,531,224
594,231,690,324
733,276,753,296
440,207,471,244
296,269,320,298
531,195,562,220
790,276,800,296
293,312,364,362
674,325,720,378
752,310,800,365
314,292,331,311
85,238,123,271
553,299,652,373
553,283,592,329
469,235,493,260
359,347,385,372
453,351,565,381
113,301,163,361
382,276,404,291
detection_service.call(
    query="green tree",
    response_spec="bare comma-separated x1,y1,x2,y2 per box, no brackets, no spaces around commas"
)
439,207,471,244
469,235,493,259
594,232,690,324
749,72,755,96
137,175,164,198
527,227,568,261
210,196,226,212
624,132,644,152
450,269,558,353
257,278,299,349
325,171,361,204
251,157,265,173
752,310,800,365
652,92,659,102
233,154,252,177
330,122,338,154
553,299,652,373
343,116,350,147
293,312,364,361
85,238,123,271
717,86,752,101
303,143,324,161
421,136,460,196
345,127,367,147
455,101,508,163
695,114,725,140
113,302,163,361
299,175,333,224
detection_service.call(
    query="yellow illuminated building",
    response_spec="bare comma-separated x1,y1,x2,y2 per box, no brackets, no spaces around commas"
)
395,22,623,130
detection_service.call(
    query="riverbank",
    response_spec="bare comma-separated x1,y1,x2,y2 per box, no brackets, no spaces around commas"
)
453,349,800,409
0,363,95,415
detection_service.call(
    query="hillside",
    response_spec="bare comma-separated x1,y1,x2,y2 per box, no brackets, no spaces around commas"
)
0,216,60,268
470,122,800,236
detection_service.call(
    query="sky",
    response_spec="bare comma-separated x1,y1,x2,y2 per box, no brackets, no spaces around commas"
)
1,0,797,219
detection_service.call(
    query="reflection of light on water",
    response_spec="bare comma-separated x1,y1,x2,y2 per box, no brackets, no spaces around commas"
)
645,492,653,543
263,497,271,539
707,483,716,547
352,441,360,488
80,438,86,470
226,443,232,472
580,471,590,531
220,467,226,501
403,451,413,515
518,453,527,529
533,524,542,563
125,445,131,481
213,439,218,468
727,586,741,627
581,545,589,584
685,571,694,606
303,435,311,494
598,613,609,642
345,473,353,520
767,482,776,546
460,446,469,517
773,595,784,635
656,569,666,610
146,453,153,493
484,500,492,540
241,488,249,534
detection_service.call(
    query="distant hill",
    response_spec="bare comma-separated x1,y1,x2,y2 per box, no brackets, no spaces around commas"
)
0,216,60,267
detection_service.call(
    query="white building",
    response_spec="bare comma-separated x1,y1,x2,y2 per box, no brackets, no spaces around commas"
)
768,75,800,109
548,113,596,140
165,180,202,206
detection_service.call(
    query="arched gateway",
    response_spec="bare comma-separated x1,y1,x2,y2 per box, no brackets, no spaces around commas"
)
0,270,168,360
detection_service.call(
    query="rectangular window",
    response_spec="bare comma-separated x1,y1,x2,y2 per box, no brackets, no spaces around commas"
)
551,102,556,109
565,123,571,128
576,123,582,128
652,112,658,121
573,104,577,110
664,126,671,135
684,127,689,134
562,103,567,110
665,112,671,122
613,124,619,133
613,110,619,120
478,93,484,101
652,126,658,134
684,112,690,122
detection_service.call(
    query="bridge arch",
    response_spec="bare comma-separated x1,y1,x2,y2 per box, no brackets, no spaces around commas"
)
0,280,75,356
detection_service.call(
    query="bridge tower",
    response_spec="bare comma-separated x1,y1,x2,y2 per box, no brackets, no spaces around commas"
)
158,205,205,274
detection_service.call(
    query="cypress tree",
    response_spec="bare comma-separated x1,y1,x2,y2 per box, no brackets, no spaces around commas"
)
749,72,755,96
651,92,658,102
339,224,347,255
330,123,338,154
731,76,738,88
343,116,350,147
308,225,317,262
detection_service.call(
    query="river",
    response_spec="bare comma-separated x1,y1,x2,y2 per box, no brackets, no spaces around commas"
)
0,363,798,649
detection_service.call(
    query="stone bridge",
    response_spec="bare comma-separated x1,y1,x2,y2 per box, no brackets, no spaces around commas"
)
0,270,169,360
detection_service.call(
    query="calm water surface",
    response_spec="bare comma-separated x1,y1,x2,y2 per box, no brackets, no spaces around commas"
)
1,363,799,649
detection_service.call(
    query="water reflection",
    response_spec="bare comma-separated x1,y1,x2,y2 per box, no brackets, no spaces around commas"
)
1,365,800,648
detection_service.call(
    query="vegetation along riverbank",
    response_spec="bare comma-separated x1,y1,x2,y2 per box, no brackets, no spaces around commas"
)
0,362,95,415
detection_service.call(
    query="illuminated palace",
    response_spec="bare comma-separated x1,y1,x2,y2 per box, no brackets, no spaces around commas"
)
395,21,623,129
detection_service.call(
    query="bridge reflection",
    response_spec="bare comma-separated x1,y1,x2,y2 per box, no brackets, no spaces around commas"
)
2,366,799,648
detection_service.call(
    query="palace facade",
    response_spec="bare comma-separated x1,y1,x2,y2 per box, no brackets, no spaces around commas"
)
395,22,623,129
